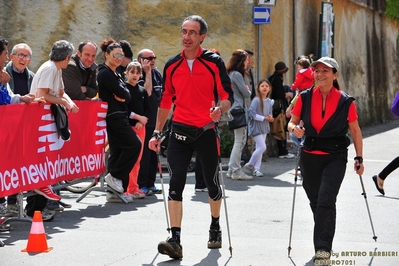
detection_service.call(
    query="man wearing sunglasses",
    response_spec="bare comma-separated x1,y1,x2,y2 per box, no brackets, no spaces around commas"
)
136,49,163,196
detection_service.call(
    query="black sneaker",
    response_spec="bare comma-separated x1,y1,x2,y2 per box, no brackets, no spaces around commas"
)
207,229,222,249
149,186,162,194
158,238,183,259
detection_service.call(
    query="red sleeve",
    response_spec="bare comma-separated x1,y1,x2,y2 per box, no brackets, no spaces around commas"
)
292,94,303,117
348,102,358,123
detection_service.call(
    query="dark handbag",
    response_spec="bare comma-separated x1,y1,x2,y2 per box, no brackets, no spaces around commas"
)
228,108,247,130
391,92,399,117
272,99,284,118
51,104,70,141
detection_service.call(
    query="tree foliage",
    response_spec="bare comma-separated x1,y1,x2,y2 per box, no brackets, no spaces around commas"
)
386,0,399,20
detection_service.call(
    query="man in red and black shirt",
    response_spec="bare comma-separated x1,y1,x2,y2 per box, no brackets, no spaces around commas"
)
149,15,233,260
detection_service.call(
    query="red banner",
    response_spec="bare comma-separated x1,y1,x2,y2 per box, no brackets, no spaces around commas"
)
0,101,108,197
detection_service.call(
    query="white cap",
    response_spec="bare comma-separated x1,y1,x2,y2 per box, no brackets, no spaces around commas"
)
311,57,339,71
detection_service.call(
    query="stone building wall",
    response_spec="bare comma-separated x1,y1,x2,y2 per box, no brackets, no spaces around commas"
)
0,0,398,126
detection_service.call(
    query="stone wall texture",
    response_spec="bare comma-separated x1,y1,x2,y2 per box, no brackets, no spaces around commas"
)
1,0,398,126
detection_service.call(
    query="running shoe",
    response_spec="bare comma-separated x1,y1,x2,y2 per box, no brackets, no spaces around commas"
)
33,186,61,201
207,229,222,249
253,170,264,177
106,193,133,203
129,191,145,199
195,187,208,192
0,203,13,217
140,187,153,196
7,203,19,214
278,153,295,159
243,163,254,173
158,238,183,259
105,173,124,193
231,171,253,180
149,186,162,194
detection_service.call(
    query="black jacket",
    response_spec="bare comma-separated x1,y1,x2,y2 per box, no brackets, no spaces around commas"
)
126,83,151,126
97,64,131,119
63,54,98,100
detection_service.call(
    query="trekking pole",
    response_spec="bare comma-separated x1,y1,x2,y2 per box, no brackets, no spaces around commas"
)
215,125,233,256
288,121,303,257
156,135,171,234
358,173,377,242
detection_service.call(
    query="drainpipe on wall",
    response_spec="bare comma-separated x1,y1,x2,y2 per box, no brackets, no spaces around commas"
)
292,0,296,82
257,24,261,83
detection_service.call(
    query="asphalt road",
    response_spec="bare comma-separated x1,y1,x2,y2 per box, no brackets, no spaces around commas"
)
2,120,399,265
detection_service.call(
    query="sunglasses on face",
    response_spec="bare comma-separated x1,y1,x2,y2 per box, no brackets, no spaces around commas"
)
112,53,124,59
141,56,156,61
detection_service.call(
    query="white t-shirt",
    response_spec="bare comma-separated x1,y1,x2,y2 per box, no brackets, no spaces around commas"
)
30,60,64,97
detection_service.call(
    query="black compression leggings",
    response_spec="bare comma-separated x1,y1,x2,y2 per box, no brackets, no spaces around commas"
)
166,128,222,201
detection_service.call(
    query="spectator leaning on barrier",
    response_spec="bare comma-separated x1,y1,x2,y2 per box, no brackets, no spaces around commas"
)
63,40,98,100
3,43,36,215
6,43,35,95
0,36,48,219
26,40,78,220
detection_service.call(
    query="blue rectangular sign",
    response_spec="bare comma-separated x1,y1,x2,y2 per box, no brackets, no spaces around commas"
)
254,7,271,24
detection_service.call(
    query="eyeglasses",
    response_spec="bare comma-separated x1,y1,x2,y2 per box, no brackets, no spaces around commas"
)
180,29,200,37
15,53,31,60
112,53,124,59
141,56,157,61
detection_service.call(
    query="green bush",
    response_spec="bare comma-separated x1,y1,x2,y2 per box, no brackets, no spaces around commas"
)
386,0,399,20
220,129,234,157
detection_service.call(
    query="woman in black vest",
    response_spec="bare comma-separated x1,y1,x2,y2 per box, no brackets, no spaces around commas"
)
288,57,364,263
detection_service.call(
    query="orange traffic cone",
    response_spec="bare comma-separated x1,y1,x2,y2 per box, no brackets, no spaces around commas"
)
21,211,53,253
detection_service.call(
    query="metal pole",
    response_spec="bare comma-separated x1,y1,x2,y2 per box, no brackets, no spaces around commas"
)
358,174,377,242
156,148,171,233
215,125,233,256
287,142,301,256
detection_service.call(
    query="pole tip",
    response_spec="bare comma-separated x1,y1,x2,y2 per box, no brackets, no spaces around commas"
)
288,246,292,256
373,236,377,242
229,246,233,256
